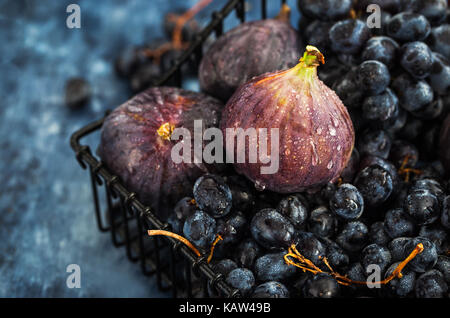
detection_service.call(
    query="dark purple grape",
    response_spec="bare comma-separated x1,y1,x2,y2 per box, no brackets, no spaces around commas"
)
435,256,450,283
358,129,392,159
250,209,295,250
387,12,431,42
362,88,399,122
415,269,448,298
302,273,340,298
361,243,392,275
307,206,338,238
332,70,364,108
369,221,391,246
388,140,419,168
400,41,434,79
329,19,371,54
183,210,216,251
392,73,434,112
168,197,196,233
65,78,91,109
233,239,263,269
428,24,450,59
354,165,394,207
225,268,255,297
217,211,247,245
336,221,369,252
361,36,399,69
330,183,364,220
419,224,448,253
442,195,450,229
293,231,327,265
340,148,360,183
406,0,448,25
383,262,416,297
254,252,297,282
384,208,417,238
297,0,352,21
355,60,391,95
193,174,232,219
251,281,289,298
211,259,238,276
304,21,333,56
129,62,161,93
403,237,438,273
404,188,440,225
429,52,450,95
277,195,308,228
389,237,412,262
323,238,350,269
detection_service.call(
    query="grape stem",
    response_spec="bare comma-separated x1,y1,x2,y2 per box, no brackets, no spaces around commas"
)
284,243,424,287
142,0,212,63
147,230,223,264
398,155,422,182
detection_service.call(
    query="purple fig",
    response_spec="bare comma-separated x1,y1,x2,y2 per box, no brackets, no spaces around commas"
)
97,87,223,220
220,46,355,193
199,5,303,101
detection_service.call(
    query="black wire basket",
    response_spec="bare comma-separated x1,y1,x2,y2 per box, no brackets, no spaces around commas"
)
70,0,287,298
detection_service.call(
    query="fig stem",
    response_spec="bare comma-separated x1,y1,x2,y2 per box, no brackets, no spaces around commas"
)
299,45,325,67
157,122,175,140
275,3,291,23
284,242,424,287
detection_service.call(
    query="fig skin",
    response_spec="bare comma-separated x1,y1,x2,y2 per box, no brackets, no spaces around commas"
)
439,113,450,174
97,87,223,221
220,47,354,193
199,19,303,101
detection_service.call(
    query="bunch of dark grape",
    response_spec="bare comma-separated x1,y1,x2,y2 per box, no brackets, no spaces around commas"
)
114,8,201,94
163,0,450,298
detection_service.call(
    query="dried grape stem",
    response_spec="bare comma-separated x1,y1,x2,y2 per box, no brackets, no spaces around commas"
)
207,235,223,264
172,0,212,48
147,230,201,257
398,155,422,182
143,0,212,62
147,230,223,264
284,243,424,287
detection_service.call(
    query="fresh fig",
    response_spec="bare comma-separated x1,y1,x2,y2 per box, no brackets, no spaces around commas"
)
439,113,450,174
220,46,355,193
199,5,303,101
97,87,223,220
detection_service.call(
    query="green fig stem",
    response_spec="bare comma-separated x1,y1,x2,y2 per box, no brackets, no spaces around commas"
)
300,45,325,68
294,45,325,80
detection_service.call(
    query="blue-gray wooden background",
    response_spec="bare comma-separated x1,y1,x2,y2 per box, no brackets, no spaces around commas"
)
0,0,300,297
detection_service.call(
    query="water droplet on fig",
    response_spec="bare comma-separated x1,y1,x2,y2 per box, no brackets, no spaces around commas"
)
329,125,336,136
310,140,320,166
327,160,333,170
337,145,342,151
316,127,322,135
331,115,340,128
